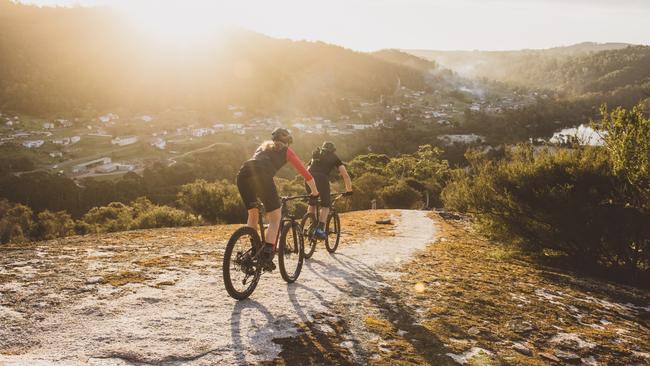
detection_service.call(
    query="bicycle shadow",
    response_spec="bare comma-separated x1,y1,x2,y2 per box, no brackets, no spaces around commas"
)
298,252,456,365
229,298,278,365
228,250,456,365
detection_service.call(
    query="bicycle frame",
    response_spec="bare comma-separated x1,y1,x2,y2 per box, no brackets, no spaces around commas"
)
310,192,346,224
257,194,313,248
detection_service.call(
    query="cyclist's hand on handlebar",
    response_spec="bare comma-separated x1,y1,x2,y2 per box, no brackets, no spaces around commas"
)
343,190,353,197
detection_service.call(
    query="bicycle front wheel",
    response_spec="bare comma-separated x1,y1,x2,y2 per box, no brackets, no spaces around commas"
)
223,226,262,300
278,221,304,283
300,213,317,259
325,212,341,253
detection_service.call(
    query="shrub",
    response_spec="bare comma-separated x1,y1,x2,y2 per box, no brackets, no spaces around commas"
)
132,205,198,229
177,179,245,223
0,203,35,243
442,144,650,275
81,202,133,233
380,181,422,209
34,210,75,240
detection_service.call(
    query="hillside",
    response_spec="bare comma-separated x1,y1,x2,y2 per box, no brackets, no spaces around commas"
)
0,1,431,116
1,210,648,365
405,43,650,106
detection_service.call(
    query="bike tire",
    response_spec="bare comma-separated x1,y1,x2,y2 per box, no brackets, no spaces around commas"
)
300,213,317,259
223,226,262,300
325,212,341,253
278,221,304,283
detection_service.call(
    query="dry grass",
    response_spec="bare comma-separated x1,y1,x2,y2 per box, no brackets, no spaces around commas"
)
103,271,147,287
339,210,400,245
365,212,650,365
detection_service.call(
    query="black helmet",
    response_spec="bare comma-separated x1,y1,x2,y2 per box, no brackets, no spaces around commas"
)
271,128,293,144
321,141,336,152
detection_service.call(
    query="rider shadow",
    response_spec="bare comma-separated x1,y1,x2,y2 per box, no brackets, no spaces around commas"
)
229,298,278,366
298,252,457,365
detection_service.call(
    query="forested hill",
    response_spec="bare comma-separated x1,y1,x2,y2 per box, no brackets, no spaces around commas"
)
406,43,650,107
0,1,432,116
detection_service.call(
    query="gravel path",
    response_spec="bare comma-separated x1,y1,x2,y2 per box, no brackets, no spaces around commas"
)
0,210,436,365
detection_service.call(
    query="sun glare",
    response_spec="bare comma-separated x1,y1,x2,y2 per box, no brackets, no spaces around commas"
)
117,0,229,44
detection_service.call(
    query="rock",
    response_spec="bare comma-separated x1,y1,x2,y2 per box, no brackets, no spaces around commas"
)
468,326,480,335
554,350,581,362
512,342,532,356
340,340,354,349
85,276,103,285
581,356,598,366
377,342,392,352
539,352,560,362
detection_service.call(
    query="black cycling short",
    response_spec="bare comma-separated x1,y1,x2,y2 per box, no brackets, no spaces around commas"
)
305,172,331,207
236,163,281,212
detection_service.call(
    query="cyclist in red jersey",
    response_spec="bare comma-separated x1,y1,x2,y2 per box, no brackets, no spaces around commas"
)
236,128,318,271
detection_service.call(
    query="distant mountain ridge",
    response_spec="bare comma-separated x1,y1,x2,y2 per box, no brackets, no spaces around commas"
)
403,42,636,77
0,0,435,116
404,42,650,106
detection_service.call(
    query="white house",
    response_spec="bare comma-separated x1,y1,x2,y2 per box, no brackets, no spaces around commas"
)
192,128,214,137
348,123,373,130
111,136,138,146
43,122,55,129
49,151,63,158
438,134,484,146
22,140,45,149
99,113,119,123
140,115,153,122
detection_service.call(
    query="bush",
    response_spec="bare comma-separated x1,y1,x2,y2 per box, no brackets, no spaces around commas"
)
34,210,75,240
442,144,650,275
132,205,198,229
81,202,133,233
177,179,246,224
380,181,422,209
0,203,35,243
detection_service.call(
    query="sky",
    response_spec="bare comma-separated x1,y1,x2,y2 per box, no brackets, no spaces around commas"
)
20,0,650,51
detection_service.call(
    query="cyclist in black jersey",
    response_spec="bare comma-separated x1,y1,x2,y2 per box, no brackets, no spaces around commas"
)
305,141,353,239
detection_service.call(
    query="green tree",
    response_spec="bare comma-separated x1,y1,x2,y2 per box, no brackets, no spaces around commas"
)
177,180,245,224
0,203,35,243
81,202,133,233
34,210,75,240
601,103,650,202
380,181,422,209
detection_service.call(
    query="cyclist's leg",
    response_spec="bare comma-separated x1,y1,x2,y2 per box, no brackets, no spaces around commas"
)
259,174,282,249
236,169,260,228
315,173,331,226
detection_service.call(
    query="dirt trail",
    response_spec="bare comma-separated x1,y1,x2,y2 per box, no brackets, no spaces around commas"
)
0,210,436,365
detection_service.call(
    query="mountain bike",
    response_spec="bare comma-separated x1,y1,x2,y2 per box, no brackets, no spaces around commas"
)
223,195,310,300
301,192,350,258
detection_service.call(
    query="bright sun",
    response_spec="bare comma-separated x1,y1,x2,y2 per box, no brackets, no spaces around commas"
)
117,0,229,44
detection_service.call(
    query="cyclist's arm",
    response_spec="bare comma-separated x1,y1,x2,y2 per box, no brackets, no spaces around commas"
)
338,165,353,192
286,148,319,196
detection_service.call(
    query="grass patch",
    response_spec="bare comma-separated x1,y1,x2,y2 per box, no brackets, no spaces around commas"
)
364,316,395,338
103,271,147,286
379,211,650,365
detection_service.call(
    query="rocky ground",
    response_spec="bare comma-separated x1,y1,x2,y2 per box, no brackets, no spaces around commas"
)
1,209,649,366
353,213,650,366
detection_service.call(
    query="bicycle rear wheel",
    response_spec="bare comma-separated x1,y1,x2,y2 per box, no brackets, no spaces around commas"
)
325,212,341,253
223,226,262,300
300,213,317,259
278,221,304,283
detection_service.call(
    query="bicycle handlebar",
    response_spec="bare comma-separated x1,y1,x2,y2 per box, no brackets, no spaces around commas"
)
281,194,315,202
